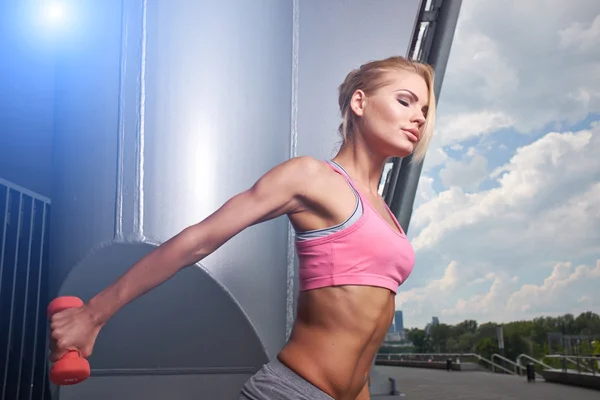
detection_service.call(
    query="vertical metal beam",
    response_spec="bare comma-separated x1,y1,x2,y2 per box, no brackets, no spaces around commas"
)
388,0,463,232
28,202,47,400
1,192,22,400
286,0,301,341
114,0,148,242
15,199,36,400
0,188,9,298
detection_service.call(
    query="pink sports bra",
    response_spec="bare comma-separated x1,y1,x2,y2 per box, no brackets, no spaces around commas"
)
295,161,415,294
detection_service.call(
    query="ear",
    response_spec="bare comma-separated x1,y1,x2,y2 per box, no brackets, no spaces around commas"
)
349,89,367,117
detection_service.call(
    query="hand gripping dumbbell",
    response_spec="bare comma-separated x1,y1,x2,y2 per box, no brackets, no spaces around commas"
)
47,296,91,385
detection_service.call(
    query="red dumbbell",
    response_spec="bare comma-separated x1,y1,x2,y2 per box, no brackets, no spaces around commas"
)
47,296,91,385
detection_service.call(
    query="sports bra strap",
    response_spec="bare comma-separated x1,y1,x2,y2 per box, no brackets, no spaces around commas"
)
325,160,406,236
324,160,363,193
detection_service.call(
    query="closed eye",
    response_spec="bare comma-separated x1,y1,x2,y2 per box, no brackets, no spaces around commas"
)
397,99,409,107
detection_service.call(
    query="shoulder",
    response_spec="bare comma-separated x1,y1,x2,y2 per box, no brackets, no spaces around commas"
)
248,156,335,211
256,156,329,189
281,156,328,174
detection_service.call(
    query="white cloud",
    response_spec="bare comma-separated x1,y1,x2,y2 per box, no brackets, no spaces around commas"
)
435,111,514,146
400,1,600,328
400,124,600,326
396,260,462,318
399,257,600,324
439,153,488,191
422,145,448,172
412,125,600,256
506,260,600,314
415,174,436,206
559,14,600,52
430,0,600,149
437,259,600,321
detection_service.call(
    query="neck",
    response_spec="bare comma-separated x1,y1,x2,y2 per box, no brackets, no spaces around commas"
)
332,137,388,195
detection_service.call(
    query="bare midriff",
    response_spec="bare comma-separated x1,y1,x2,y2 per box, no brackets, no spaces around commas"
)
277,285,395,400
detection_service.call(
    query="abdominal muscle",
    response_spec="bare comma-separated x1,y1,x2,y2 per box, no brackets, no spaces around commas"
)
277,285,395,400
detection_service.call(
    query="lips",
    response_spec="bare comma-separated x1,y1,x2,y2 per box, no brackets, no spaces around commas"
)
402,128,419,142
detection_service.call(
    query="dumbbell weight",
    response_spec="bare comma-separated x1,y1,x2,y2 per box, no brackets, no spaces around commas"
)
47,296,91,385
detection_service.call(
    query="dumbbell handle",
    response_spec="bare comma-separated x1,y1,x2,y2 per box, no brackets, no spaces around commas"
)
48,296,91,385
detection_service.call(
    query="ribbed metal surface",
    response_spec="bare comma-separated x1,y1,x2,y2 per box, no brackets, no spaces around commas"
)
0,178,51,400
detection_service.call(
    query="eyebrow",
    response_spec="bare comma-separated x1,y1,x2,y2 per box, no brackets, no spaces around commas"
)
396,89,419,102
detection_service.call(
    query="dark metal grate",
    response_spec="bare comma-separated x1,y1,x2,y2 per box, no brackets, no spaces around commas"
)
0,178,51,400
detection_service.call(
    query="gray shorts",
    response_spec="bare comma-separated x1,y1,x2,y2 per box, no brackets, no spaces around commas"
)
238,357,334,400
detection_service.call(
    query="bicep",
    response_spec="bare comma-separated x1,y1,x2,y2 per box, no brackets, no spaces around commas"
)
188,157,319,255
199,184,296,248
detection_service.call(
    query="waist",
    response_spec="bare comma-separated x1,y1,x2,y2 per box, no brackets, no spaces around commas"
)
279,286,394,399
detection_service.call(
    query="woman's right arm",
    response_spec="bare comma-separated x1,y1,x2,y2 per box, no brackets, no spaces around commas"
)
49,156,321,361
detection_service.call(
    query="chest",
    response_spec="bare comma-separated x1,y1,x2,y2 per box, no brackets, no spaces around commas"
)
361,193,403,236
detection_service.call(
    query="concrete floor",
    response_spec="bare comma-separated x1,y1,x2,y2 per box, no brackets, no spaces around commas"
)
373,366,599,400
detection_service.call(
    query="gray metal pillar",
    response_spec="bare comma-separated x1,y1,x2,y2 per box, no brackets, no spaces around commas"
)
388,0,463,233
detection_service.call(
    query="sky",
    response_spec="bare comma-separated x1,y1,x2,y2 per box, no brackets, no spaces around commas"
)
397,0,600,329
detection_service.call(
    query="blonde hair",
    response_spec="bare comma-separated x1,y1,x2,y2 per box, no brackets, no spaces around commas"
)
337,56,436,163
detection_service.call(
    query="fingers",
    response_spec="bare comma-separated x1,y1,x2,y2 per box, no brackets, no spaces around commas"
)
47,307,95,362
81,346,93,359
49,309,68,329
49,339,81,362
49,350,66,363
48,322,75,363
49,340,68,362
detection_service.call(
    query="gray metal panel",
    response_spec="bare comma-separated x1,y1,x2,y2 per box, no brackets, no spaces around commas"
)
296,0,423,160
56,373,253,400
141,0,293,360
51,0,291,397
58,243,266,370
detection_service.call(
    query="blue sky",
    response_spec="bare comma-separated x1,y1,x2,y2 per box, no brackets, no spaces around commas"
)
397,0,600,329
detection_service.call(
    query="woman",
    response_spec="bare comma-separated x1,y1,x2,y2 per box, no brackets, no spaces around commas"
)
49,55,435,400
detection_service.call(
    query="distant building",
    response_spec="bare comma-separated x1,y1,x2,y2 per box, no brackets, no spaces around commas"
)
394,310,404,333
385,332,403,342
384,310,406,342
425,317,439,337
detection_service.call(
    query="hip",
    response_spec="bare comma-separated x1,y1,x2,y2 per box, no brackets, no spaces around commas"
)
238,356,334,400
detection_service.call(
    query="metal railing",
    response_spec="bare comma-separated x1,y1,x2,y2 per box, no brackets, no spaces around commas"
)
516,353,554,375
377,352,517,376
0,177,52,400
491,353,522,375
378,351,600,381
543,354,599,375
564,355,595,374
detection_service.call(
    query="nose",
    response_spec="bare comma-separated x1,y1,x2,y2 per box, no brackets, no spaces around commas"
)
411,110,426,127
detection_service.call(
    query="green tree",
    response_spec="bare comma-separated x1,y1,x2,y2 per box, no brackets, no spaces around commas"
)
394,311,600,360
457,331,477,353
574,312,600,334
430,323,453,352
407,328,428,353
503,332,530,359
476,337,498,360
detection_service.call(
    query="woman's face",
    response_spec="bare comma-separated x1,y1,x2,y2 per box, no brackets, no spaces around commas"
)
352,70,429,158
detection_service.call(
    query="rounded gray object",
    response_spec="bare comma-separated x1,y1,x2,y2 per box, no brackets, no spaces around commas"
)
55,241,268,372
